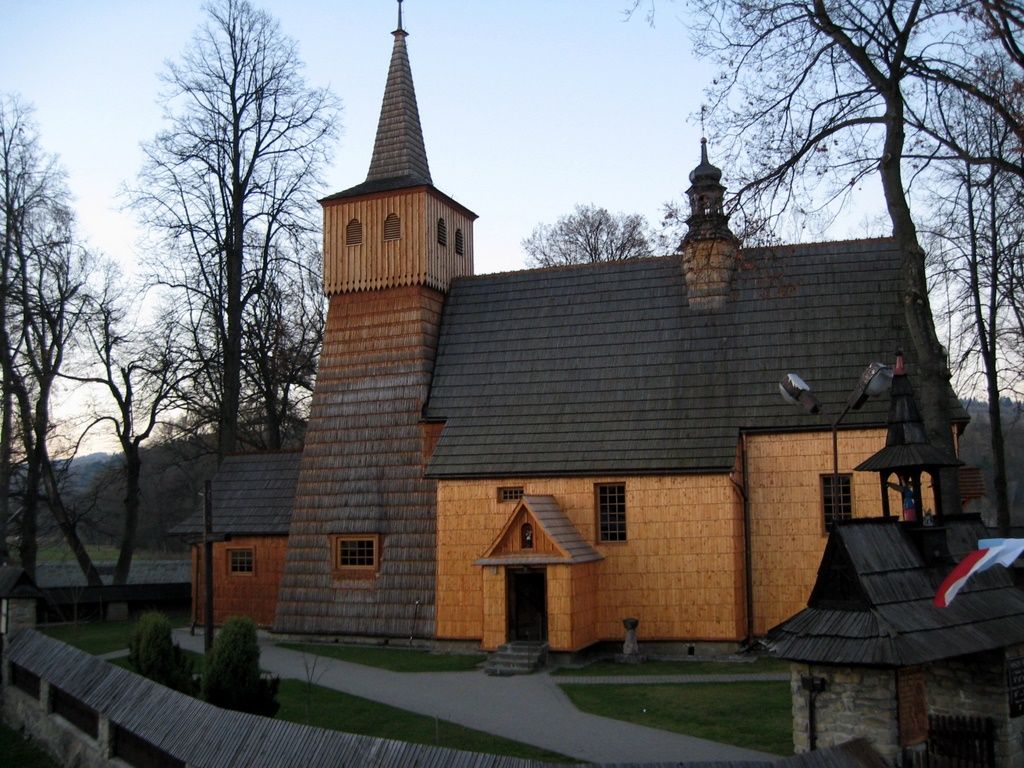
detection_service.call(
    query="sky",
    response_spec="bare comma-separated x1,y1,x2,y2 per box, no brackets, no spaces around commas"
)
1,0,733,277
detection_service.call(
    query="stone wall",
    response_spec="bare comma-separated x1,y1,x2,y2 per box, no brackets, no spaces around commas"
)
790,663,899,760
3,662,112,768
927,646,1024,768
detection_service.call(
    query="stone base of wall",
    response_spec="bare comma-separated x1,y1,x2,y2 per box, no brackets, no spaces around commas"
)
3,682,111,768
790,664,899,760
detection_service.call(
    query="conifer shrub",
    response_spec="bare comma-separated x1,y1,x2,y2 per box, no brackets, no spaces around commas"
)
202,616,279,716
128,611,195,694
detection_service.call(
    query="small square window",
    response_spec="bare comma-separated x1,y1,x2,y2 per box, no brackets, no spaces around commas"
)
228,548,254,575
498,487,524,503
822,474,853,532
333,535,379,574
597,483,627,542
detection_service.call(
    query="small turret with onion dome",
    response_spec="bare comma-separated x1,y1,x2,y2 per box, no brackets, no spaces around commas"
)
680,138,740,311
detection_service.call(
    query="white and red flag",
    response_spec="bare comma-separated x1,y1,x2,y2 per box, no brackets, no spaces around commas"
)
934,538,1024,608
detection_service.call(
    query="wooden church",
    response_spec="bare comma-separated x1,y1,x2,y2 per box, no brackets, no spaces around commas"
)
192,8,970,654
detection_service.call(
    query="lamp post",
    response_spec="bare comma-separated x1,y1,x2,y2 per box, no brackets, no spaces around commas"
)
780,362,894,519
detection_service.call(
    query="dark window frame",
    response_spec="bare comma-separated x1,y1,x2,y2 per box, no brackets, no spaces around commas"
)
437,217,448,247
821,473,853,532
520,522,534,549
596,483,627,543
498,486,524,503
383,212,401,241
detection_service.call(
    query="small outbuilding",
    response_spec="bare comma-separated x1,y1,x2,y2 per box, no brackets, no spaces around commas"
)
769,517,1024,764
0,567,42,645
172,451,300,627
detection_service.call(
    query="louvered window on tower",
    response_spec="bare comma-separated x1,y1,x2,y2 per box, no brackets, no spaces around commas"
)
437,217,448,247
345,218,363,246
383,213,401,241
455,228,465,256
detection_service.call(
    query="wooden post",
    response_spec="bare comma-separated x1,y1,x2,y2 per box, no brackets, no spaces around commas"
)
203,480,214,654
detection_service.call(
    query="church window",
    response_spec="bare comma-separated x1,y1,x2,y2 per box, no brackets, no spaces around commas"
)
498,487,524,503
521,523,534,549
455,228,465,255
345,218,363,246
821,474,853,532
437,217,448,247
384,213,401,241
333,534,379,573
228,548,254,575
597,483,627,542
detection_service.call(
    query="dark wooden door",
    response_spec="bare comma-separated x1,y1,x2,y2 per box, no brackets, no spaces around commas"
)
508,569,546,641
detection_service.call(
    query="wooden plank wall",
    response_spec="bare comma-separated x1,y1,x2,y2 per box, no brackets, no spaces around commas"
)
274,285,445,637
191,536,287,627
745,428,889,635
323,188,474,294
437,474,746,651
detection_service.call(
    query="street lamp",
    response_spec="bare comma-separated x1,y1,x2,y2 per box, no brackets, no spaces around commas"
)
780,361,894,519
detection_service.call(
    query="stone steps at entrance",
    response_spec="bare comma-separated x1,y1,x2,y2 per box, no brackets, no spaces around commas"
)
484,641,549,676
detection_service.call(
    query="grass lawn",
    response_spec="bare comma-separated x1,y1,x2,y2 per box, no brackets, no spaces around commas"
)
279,643,485,672
0,723,60,768
40,612,190,655
275,679,574,762
551,656,790,677
35,544,187,562
559,681,793,756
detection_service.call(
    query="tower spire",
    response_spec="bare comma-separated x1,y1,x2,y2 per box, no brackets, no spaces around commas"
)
365,1,431,186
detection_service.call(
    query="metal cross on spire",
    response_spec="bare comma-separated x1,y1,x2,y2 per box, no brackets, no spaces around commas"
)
397,0,404,31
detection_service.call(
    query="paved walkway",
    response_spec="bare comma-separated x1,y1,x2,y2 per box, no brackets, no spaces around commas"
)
170,629,781,765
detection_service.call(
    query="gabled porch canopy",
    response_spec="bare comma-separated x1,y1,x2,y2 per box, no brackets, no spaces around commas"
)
475,495,602,566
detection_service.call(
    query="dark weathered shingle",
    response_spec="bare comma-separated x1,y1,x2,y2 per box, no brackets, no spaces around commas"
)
171,452,301,536
322,27,430,201
425,239,959,478
768,517,1024,666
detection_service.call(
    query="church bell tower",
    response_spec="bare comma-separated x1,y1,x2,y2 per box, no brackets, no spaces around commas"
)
275,3,475,639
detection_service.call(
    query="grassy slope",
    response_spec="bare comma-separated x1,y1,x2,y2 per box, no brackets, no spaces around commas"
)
551,657,790,677
559,681,793,756
0,724,61,768
278,642,485,672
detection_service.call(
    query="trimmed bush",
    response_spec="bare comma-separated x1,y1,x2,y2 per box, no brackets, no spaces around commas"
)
128,611,195,694
202,616,279,716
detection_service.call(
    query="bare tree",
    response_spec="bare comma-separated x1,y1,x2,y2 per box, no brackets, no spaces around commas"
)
925,85,1024,534
0,95,100,582
522,204,654,267
66,267,187,583
129,0,337,459
666,1,1004,513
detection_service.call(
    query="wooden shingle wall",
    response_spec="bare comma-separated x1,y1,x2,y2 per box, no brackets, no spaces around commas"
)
274,285,444,637
437,475,746,651
191,536,287,627
323,188,474,294
745,429,888,635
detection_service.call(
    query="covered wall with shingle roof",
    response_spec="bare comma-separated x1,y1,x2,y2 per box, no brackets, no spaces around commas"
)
425,239,944,478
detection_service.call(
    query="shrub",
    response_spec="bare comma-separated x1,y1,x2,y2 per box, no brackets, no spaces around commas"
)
128,611,195,694
202,616,279,716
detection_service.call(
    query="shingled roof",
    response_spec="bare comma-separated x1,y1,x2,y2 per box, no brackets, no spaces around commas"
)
767,517,1024,667
425,238,957,478
171,452,300,537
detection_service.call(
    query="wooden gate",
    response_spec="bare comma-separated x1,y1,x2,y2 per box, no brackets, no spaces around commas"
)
903,715,996,768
